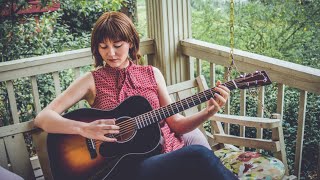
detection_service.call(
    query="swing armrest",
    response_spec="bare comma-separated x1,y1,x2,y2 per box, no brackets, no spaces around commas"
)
209,114,281,129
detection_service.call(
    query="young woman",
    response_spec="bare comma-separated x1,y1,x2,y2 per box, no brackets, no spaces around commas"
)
34,11,237,180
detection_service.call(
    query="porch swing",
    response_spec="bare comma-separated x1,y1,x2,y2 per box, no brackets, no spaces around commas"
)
203,0,291,179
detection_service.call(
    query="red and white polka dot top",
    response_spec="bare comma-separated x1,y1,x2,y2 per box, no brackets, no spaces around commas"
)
91,61,184,153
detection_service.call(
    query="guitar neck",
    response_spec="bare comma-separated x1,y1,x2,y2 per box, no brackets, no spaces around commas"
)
134,82,237,129
134,71,272,130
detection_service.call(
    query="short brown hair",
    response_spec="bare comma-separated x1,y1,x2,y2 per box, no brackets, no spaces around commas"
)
91,11,141,67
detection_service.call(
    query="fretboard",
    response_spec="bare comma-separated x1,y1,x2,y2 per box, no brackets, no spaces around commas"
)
134,82,237,129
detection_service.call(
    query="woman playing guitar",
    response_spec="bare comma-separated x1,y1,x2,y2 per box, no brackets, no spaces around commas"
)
34,11,237,180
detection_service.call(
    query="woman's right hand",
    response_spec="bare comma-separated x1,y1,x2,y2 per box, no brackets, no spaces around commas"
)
79,119,119,142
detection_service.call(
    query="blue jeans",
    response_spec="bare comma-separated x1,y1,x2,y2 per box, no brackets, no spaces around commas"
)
112,145,237,180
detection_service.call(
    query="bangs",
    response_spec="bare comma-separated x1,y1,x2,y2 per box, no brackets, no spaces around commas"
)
91,11,140,67
96,19,131,43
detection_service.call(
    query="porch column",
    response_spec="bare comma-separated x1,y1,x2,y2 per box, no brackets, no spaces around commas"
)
146,0,193,85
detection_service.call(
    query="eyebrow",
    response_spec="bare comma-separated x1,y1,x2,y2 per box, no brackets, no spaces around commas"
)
100,40,123,44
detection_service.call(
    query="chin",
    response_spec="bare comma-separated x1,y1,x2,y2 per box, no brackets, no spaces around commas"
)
106,59,128,69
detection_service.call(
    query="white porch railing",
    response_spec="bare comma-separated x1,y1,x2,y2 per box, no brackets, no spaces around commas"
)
0,38,319,179
181,38,320,178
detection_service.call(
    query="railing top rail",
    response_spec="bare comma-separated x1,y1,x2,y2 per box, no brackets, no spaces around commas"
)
181,38,320,94
0,39,154,82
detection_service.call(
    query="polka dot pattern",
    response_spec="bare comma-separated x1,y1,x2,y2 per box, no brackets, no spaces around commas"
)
91,61,184,153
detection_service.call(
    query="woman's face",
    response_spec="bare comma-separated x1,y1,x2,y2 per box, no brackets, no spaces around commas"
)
98,39,131,69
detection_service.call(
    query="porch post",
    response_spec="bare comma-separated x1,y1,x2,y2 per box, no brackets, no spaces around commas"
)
145,0,192,85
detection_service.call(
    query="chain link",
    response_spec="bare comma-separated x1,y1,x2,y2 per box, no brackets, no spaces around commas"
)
227,0,266,115
227,0,239,79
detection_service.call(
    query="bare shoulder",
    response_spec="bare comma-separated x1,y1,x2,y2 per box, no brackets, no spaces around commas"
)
152,66,165,85
77,72,96,103
79,71,94,83
59,71,95,103
152,66,161,75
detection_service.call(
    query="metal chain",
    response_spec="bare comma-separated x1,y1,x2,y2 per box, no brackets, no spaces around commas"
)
227,0,239,79
227,0,265,115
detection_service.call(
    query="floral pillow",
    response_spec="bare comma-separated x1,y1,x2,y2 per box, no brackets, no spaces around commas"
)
214,148,285,180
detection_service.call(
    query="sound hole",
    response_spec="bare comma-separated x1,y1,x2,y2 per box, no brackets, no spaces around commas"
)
115,116,136,143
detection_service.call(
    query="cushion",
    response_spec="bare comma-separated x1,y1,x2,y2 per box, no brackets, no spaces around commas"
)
214,148,285,180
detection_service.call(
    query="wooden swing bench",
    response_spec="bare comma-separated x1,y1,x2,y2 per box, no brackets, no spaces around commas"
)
0,75,293,180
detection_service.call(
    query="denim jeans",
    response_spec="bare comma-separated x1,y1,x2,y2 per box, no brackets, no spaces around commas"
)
112,145,238,180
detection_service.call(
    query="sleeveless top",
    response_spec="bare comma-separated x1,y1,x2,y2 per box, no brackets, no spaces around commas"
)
91,61,184,153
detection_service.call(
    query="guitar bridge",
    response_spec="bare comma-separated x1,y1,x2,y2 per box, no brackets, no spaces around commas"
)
86,138,97,159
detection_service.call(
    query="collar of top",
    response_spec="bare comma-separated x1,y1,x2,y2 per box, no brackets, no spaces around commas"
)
103,60,135,88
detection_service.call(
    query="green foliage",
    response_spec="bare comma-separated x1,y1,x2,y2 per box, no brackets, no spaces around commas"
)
0,0,124,126
0,10,90,62
59,0,124,34
192,0,320,178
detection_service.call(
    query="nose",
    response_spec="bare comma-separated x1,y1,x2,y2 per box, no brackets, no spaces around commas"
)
108,47,116,56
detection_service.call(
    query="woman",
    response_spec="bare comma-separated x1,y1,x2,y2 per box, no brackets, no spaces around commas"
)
34,11,237,180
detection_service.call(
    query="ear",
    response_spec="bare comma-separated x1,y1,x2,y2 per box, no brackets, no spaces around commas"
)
129,43,133,48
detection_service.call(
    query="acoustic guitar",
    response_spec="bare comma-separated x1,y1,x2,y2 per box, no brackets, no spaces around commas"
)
47,71,272,180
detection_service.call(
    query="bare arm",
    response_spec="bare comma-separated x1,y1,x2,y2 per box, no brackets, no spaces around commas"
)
33,72,119,142
153,67,229,134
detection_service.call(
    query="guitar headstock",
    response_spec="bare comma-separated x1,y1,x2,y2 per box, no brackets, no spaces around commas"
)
226,71,272,90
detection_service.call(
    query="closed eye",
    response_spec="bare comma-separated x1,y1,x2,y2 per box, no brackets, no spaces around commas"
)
99,44,108,49
114,44,123,48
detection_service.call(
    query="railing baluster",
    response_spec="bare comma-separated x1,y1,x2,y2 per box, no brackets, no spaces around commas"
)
256,86,265,152
239,88,246,150
6,80,19,124
210,63,216,134
294,90,307,179
196,58,202,111
277,84,285,120
223,67,230,134
30,76,41,114
210,63,215,88
52,72,61,96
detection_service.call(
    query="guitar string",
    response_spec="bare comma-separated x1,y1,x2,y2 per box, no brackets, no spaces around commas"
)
93,82,233,146
106,74,259,129
93,79,262,145
107,80,238,129
93,81,233,140
93,76,265,145
93,85,229,146
93,81,258,146
105,78,241,129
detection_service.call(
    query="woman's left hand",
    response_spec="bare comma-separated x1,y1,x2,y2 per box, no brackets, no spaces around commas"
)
205,81,230,117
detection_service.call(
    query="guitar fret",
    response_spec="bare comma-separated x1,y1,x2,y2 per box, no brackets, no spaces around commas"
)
191,96,195,106
150,112,155,124
196,94,201,104
209,89,215,98
157,110,161,121
142,115,146,127
153,110,158,123
185,99,190,109
142,116,146,127
203,91,208,101
161,108,166,119
166,106,171,117
174,102,179,113
148,112,152,125
179,100,185,111
135,117,140,129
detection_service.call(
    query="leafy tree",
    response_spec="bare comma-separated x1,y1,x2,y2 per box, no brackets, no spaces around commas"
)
191,0,320,178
